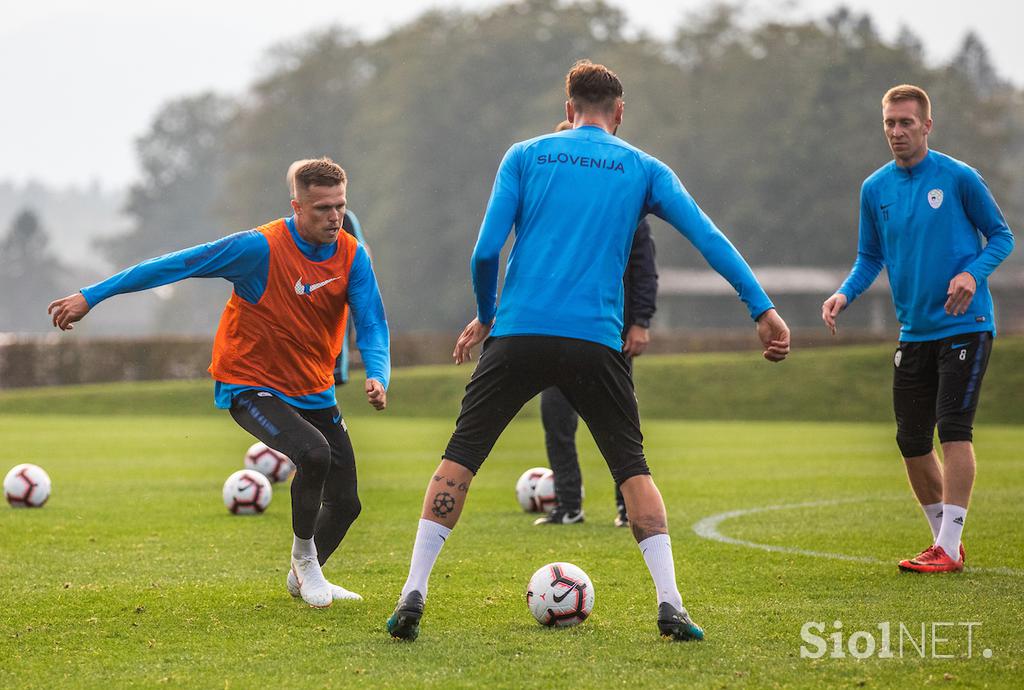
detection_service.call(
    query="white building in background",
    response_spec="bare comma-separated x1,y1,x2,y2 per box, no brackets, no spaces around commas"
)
655,266,1024,334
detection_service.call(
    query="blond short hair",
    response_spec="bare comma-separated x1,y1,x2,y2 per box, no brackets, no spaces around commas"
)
882,84,931,121
287,157,346,198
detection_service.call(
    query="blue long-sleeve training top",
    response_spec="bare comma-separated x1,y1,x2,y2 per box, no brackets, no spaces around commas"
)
80,215,391,409
335,209,367,385
472,125,773,350
839,149,1015,341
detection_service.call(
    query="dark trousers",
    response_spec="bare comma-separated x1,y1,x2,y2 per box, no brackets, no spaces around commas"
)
893,331,992,457
539,359,632,513
229,391,361,565
445,337,648,485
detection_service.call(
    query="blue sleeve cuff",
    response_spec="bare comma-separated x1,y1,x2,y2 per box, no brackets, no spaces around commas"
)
80,287,100,308
360,348,391,390
347,245,391,389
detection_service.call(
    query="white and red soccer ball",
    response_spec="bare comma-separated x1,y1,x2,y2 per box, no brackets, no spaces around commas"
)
4,463,52,508
516,467,557,512
532,470,557,513
222,469,273,515
526,562,595,627
243,442,295,483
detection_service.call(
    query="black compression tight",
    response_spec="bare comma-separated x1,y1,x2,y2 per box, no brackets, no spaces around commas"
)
230,391,361,564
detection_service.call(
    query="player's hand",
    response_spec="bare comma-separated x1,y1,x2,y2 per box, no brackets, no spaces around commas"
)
47,292,90,331
622,325,650,357
453,318,491,365
756,308,790,362
821,293,848,335
365,378,387,411
944,272,976,316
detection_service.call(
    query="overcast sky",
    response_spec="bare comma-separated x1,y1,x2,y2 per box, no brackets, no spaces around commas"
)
3,0,1021,189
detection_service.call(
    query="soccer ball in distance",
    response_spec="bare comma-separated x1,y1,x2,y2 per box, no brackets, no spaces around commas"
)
526,562,595,627
244,442,295,483
515,467,550,512
4,463,51,508
533,469,557,513
223,469,272,515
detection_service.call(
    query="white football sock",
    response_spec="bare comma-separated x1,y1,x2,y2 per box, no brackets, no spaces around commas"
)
292,535,317,560
921,502,943,541
638,534,683,610
936,504,967,560
400,519,452,599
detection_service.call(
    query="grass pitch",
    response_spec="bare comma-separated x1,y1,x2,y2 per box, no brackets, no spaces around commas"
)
1,347,1022,688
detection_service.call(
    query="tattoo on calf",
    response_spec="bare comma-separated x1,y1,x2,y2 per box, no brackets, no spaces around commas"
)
431,492,456,518
457,482,469,493
630,517,668,543
446,479,456,487
433,475,443,482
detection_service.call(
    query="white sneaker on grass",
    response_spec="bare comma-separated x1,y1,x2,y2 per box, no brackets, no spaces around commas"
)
289,556,334,608
287,567,363,601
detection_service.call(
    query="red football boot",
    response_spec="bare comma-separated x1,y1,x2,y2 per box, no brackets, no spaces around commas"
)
898,544,965,573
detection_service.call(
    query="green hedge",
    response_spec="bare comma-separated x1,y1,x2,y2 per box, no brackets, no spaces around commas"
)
1,339,1020,423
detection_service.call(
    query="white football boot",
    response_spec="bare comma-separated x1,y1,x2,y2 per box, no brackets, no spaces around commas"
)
287,567,363,601
289,556,334,608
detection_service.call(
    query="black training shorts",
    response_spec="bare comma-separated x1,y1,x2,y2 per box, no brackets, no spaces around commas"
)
444,336,649,484
893,331,992,457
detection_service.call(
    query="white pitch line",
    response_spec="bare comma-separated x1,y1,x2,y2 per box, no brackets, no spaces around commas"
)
691,498,1023,576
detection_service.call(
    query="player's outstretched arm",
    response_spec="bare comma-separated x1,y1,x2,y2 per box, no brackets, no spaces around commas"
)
453,318,491,365
756,308,790,362
48,232,269,333
821,292,848,335
365,378,387,411
48,292,91,331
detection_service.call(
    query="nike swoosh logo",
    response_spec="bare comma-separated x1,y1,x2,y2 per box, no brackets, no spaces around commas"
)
332,414,341,424
880,203,894,210
294,276,341,295
552,588,575,603
951,342,969,349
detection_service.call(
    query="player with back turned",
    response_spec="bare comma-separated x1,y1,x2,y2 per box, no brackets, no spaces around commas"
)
534,120,659,528
48,158,391,607
386,60,791,642
822,85,1014,573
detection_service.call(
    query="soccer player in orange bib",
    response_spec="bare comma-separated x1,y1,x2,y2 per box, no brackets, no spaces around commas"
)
48,158,390,607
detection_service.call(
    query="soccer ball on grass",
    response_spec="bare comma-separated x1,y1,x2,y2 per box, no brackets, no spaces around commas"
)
4,463,51,508
526,562,595,627
243,442,295,483
222,469,272,515
515,467,550,512
532,469,557,513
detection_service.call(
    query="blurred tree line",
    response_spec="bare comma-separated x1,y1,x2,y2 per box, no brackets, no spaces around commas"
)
0,210,61,332
98,0,1023,333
